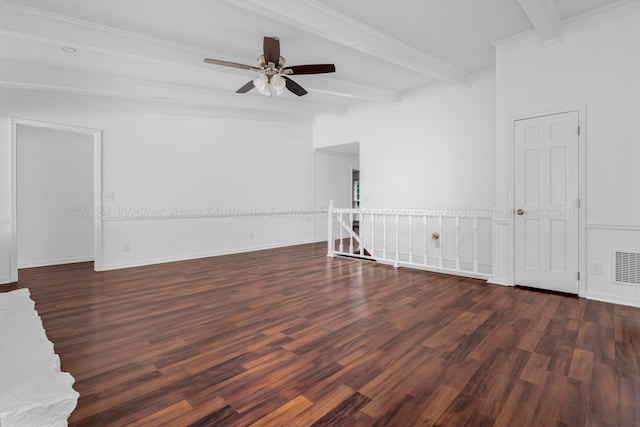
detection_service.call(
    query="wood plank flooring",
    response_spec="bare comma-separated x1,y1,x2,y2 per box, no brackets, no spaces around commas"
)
3,242,640,426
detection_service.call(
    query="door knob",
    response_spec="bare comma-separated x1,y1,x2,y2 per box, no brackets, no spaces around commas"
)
516,209,525,216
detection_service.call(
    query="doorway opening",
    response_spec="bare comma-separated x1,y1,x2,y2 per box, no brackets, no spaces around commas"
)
10,119,103,282
313,142,360,241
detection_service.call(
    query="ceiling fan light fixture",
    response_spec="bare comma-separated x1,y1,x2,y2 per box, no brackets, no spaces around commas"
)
271,74,286,96
253,73,270,96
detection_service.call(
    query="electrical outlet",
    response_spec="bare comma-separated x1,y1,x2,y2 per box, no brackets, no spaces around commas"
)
590,262,602,275
249,232,254,240
123,242,130,252
104,192,114,201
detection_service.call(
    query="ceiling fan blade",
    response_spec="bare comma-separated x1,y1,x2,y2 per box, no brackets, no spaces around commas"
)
283,64,336,75
283,76,308,96
203,58,257,71
263,36,280,65
236,80,255,94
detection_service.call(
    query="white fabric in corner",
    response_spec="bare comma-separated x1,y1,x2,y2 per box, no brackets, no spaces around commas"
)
0,288,79,427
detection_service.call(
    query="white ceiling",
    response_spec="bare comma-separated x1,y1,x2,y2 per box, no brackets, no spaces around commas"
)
0,0,630,120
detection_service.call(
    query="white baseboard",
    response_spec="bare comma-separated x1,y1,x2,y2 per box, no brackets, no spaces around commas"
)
0,276,13,285
18,256,94,269
486,277,512,287
100,238,325,271
372,258,491,281
586,291,640,308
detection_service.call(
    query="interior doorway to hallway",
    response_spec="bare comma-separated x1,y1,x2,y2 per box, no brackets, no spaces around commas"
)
10,119,103,282
313,142,360,240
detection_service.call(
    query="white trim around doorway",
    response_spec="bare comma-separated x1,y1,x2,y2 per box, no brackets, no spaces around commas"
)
508,106,587,297
10,118,103,282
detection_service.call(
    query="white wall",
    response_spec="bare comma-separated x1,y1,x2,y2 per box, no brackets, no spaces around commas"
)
315,70,496,212
493,2,640,305
17,125,94,268
99,112,314,270
0,108,315,280
313,150,359,239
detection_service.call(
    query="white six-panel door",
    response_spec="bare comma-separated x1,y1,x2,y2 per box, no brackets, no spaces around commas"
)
514,111,580,294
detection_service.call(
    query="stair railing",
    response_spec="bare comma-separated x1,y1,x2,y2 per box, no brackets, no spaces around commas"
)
327,200,492,280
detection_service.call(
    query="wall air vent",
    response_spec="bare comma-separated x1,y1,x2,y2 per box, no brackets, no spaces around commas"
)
614,251,640,285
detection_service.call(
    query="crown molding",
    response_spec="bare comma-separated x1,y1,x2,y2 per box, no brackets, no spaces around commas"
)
493,0,638,46
222,0,469,85
561,0,639,25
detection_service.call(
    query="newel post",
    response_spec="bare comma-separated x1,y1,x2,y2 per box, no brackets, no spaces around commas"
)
327,199,335,257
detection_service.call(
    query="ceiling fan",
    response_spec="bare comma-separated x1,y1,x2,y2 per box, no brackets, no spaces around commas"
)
204,36,335,97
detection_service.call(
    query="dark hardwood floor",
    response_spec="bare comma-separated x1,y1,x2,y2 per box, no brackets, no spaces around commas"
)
3,242,640,426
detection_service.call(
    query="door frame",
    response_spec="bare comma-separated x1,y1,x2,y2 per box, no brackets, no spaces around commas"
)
510,106,587,297
351,168,360,207
10,118,103,282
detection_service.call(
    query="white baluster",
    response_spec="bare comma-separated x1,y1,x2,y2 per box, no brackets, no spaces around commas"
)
409,215,414,264
455,215,460,271
339,212,344,253
360,213,365,256
394,214,399,268
327,200,334,257
383,215,387,260
438,215,443,268
371,214,376,258
423,215,428,266
473,216,478,273
349,210,354,254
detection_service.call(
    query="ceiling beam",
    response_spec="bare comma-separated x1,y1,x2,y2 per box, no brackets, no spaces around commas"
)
516,0,562,44
0,60,347,116
278,75,398,103
222,0,468,85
